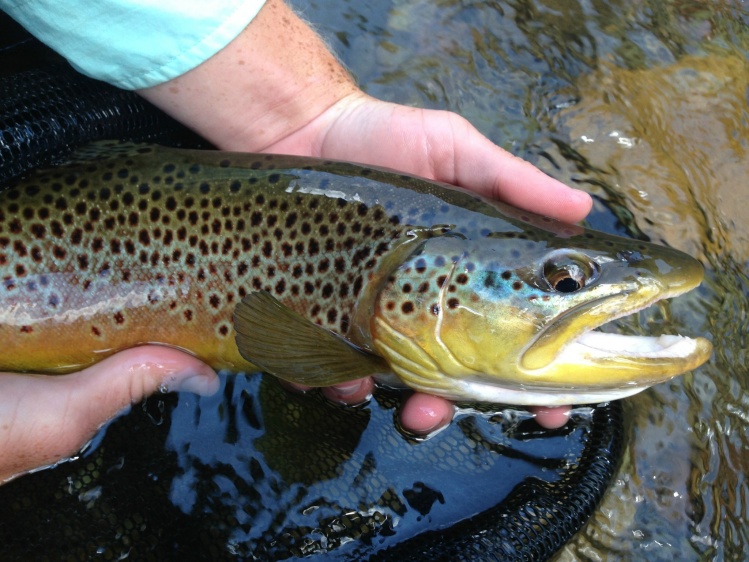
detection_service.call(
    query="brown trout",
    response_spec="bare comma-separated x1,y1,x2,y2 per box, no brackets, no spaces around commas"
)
0,142,712,405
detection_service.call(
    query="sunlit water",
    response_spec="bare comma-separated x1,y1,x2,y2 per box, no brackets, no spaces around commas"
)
289,0,749,559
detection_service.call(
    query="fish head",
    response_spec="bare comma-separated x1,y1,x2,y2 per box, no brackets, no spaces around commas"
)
371,218,712,405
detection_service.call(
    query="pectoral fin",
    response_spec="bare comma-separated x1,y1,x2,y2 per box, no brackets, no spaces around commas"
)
233,291,388,386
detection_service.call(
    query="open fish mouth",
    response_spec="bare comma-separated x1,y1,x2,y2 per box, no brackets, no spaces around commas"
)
555,330,708,367
520,284,713,389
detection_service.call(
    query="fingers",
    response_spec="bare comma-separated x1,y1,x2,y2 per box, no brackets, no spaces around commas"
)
312,98,592,224
0,346,218,483
283,378,375,405
430,112,593,223
72,346,219,415
399,392,455,435
321,378,374,404
530,405,571,429
282,378,572,435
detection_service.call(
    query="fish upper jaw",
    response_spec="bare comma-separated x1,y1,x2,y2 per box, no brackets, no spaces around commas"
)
517,275,712,392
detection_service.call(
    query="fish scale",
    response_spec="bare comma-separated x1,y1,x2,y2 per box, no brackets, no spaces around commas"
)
0,141,711,405
0,142,410,373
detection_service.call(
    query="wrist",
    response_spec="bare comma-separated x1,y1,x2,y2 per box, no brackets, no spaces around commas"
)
137,0,358,151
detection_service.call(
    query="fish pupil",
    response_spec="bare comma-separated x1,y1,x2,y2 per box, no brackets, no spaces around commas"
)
554,277,582,293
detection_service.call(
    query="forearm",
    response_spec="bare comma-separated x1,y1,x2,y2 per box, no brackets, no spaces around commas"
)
137,0,358,152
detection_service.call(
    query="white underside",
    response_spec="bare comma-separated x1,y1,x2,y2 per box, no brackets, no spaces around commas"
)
453,378,648,406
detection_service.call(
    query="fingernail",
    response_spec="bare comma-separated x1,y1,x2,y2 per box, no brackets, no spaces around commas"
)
176,370,220,396
331,381,363,396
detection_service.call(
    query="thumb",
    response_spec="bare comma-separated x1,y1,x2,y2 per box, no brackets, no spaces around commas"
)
0,346,218,483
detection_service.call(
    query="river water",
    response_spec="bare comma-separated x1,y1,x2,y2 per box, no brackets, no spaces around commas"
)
289,0,749,560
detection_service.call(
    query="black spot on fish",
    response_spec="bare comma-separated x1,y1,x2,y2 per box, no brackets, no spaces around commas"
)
308,239,320,255
13,241,27,257
322,283,334,299
340,314,350,333
338,282,349,298
275,279,286,295
352,247,370,266
483,271,499,289
447,298,459,309
401,301,414,314
30,224,45,239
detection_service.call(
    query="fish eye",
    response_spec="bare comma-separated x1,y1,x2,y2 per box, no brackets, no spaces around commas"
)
542,252,597,293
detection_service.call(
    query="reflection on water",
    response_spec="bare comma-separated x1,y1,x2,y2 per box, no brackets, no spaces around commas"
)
0,374,607,560
293,0,749,559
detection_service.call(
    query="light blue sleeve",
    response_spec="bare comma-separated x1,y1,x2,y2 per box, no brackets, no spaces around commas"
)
0,0,266,90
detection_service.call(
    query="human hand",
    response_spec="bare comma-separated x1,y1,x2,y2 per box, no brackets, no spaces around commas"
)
138,0,589,436
0,347,219,484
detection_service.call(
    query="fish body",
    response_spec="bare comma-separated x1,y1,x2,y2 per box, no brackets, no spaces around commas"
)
0,142,711,405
